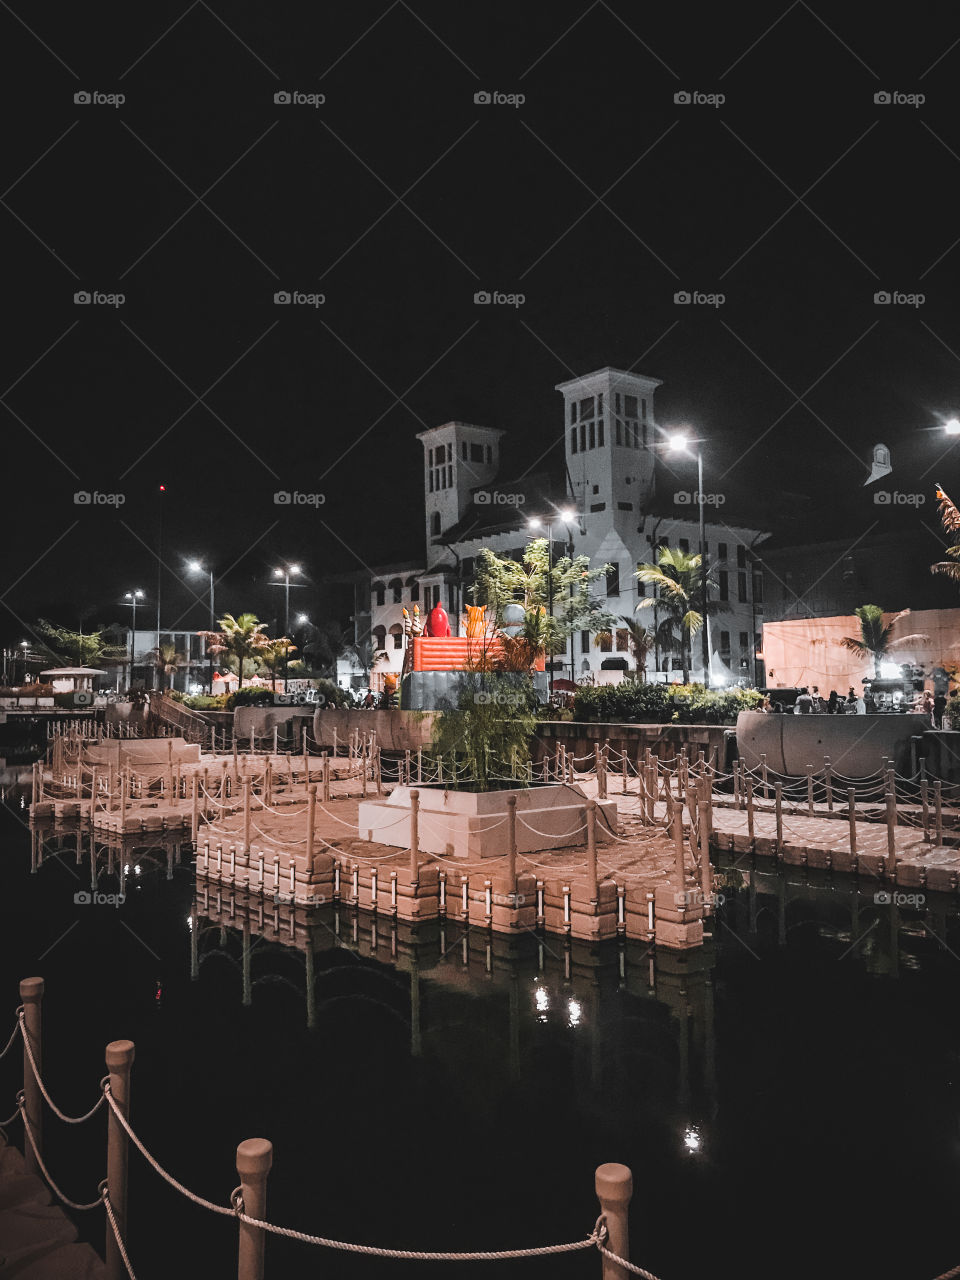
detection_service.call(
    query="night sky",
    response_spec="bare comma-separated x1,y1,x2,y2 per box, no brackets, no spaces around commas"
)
5,2,960,646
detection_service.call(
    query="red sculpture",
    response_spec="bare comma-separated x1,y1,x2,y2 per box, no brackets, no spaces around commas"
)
425,603,451,637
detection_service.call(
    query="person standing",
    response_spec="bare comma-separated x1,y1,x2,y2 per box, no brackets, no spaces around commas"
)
794,686,814,714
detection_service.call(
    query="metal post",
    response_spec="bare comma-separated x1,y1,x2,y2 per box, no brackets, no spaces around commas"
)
596,1162,633,1280
236,1138,272,1280
20,977,43,1175
410,789,420,882
105,1038,135,1280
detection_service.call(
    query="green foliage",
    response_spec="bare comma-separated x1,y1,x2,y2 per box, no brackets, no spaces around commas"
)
227,686,274,709
470,539,616,657
635,547,717,682
34,619,126,668
314,678,350,708
182,693,230,710
839,604,929,679
431,673,538,791
198,614,271,690
573,681,763,724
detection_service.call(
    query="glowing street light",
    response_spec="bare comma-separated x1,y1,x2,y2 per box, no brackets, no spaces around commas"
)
946,418,960,436
272,564,304,687
527,509,578,694
663,429,711,685
122,589,145,688
187,560,216,692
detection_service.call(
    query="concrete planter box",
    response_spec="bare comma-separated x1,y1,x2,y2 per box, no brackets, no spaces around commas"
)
358,783,618,859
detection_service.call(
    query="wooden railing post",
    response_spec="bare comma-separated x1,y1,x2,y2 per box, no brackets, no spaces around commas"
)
236,1138,273,1280
242,776,252,853
848,787,857,857
19,977,43,1175
409,789,420,881
307,783,317,866
586,799,598,900
105,1039,135,1280
506,793,517,889
595,1162,633,1280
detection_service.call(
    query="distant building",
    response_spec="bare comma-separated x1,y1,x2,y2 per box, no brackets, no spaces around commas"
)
367,367,770,687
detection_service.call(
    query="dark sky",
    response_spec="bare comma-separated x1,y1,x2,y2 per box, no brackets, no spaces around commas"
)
5,1,960,646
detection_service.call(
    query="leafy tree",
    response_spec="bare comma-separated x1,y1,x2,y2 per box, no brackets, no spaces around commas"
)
931,486,960,586
471,539,616,662
839,604,929,679
198,614,271,690
635,547,716,683
35,619,127,669
257,638,296,690
431,672,538,791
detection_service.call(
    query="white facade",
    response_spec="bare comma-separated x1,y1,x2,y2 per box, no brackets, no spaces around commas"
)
369,368,768,687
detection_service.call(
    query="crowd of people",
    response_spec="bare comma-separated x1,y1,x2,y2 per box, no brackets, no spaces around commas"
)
763,685,944,725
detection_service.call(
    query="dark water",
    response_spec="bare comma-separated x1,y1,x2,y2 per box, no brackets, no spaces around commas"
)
3,769,960,1280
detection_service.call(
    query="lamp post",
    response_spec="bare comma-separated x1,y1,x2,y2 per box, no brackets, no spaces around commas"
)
528,509,576,696
667,433,710,685
122,590,144,690
188,561,216,693
272,564,302,690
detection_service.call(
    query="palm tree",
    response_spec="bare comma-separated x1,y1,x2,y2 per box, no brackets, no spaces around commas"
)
147,642,187,690
257,638,296,691
931,486,960,585
635,547,714,684
198,613,271,690
592,617,655,680
839,604,929,680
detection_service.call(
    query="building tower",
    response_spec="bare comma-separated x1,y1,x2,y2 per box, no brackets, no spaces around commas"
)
555,368,662,533
417,422,504,555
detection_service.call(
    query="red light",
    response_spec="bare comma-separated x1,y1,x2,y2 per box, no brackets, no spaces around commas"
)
159,485,166,492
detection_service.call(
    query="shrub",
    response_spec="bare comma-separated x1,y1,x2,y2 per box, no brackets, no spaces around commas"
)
227,687,274,709
183,693,229,710
573,681,762,724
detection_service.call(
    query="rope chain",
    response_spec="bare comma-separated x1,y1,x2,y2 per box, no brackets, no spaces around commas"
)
18,1012,107,1124
102,1184,139,1279
19,1099,103,1212
0,1011,22,1061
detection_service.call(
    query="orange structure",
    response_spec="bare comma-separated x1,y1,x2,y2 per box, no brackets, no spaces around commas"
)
410,637,546,672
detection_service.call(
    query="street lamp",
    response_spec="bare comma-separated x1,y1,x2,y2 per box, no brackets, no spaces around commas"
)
945,418,960,436
187,560,216,693
272,564,302,689
528,509,576,695
667,432,711,685
122,590,145,689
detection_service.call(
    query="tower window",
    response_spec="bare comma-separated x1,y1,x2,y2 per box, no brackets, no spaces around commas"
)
641,398,647,419
580,396,595,420
447,464,452,487
470,442,483,462
679,538,689,554
429,471,434,493
737,545,747,568
624,394,638,418
486,445,492,462
739,631,749,651
570,402,577,424
390,579,402,604
410,581,420,602
720,631,730,653
718,542,728,561
615,392,621,413
606,565,620,597
373,582,385,607
571,428,577,454
738,573,748,603
462,441,467,460
719,570,729,601
581,630,590,654
431,512,441,537
588,422,595,449
580,422,586,451
598,419,604,447
616,421,622,445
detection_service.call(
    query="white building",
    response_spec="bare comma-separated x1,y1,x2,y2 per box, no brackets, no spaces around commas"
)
368,367,769,688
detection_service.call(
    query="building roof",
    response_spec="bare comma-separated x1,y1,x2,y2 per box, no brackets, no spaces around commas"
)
554,367,663,392
40,667,107,677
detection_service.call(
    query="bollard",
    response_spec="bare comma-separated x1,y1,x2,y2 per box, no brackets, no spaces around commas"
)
307,784,317,865
119,770,128,830
191,775,199,845
404,749,411,785
236,1138,273,1280
506,793,517,889
824,756,834,812
410,789,420,882
806,765,814,816
322,753,330,804
586,800,598,900
935,780,943,845
243,776,252,853
885,769,897,876
761,753,769,800
775,783,783,853
90,765,98,824
698,780,713,911
105,1039,135,1280
303,743,309,787
622,751,628,795
746,776,755,842
20,977,43,1176
921,778,930,841
669,793,685,888
595,1162,633,1280
848,787,857,856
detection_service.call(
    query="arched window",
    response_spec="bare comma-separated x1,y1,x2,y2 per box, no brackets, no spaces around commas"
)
406,576,420,602
431,512,441,537
372,582,385,607
389,624,404,650
389,578,403,604
371,626,386,650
